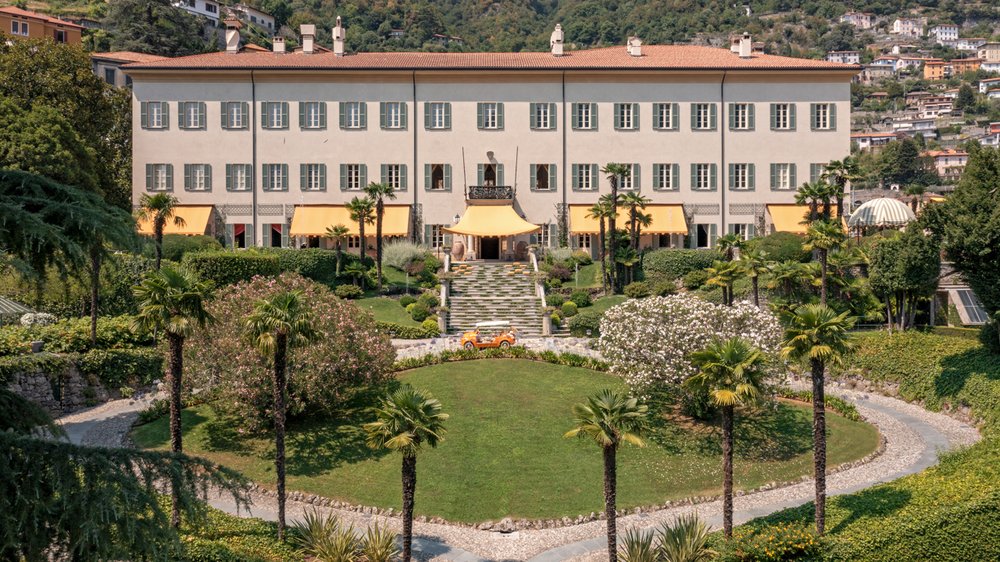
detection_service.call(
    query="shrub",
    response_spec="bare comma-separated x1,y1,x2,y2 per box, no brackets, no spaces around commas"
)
19,313,57,326
651,279,677,297
399,295,417,308
568,309,602,337
548,247,574,264
716,522,820,561
183,252,280,287
683,269,710,290
334,284,363,299
748,231,810,263
571,250,593,265
407,302,431,322
545,293,565,307
420,318,440,335
77,348,163,390
548,278,563,289
179,505,299,561
569,290,592,308
0,316,153,356
376,321,439,339
161,234,222,262
980,318,1000,354
642,249,721,280
623,281,651,299
550,311,562,326
136,398,169,425
548,264,572,282
261,248,339,284
383,241,427,271
561,301,579,317
184,273,395,430
416,291,439,309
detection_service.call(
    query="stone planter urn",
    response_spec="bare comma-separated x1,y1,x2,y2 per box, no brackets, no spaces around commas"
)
31,341,44,354
451,239,466,261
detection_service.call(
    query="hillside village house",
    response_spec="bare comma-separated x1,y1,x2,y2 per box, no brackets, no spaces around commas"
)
891,17,926,37
840,12,874,30
92,51,168,88
852,132,897,152
930,24,959,44
978,43,1000,63
922,149,968,183
954,37,987,52
979,77,1000,94
124,23,857,253
826,51,860,64
173,0,222,25
0,6,82,44
856,64,896,85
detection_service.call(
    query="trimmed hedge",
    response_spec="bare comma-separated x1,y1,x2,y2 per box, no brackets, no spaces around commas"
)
775,387,861,422
161,234,222,262
183,252,281,287
642,249,722,279
0,353,73,385
78,348,163,390
375,321,439,339
392,346,608,372
567,309,602,337
259,248,341,285
0,316,153,357
747,231,810,263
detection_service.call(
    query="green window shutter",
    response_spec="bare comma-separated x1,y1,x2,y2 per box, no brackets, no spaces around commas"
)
709,104,717,130
399,164,407,190
747,223,756,238
549,164,557,190
221,102,229,128
444,103,452,129
690,104,698,129
687,223,696,249
198,102,206,128
281,224,289,248
380,164,388,183
672,164,679,190
140,101,148,128
571,164,579,189
339,164,347,191
424,164,431,190
184,164,191,190
261,103,269,128
727,163,735,189
477,103,484,129
360,164,367,187
299,102,306,129
769,104,777,130
591,103,598,130
632,103,639,130
319,102,327,129
652,164,661,188
810,103,818,130
178,102,185,128
829,104,837,130
710,164,717,189
380,102,387,129
571,103,579,129
282,164,289,189
690,164,697,188
225,224,234,247
160,102,169,129
477,164,484,185
226,164,233,190
614,103,622,129
280,103,288,129
165,164,173,189
709,223,718,248
300,163,306,189
748,163,755,190
204,165,212,189
529,163,537,189
633,163,640,190
320,164,327,189
671,103,679,130
400,103,407,129
497,164,504,186
497,103,504,129
591,164,598,186
789,104,797,130
262,164,271,190
424,103,431,129
548,103,557,129
653,103,662,129
748,104,755,130
145,163,152,188
770,163,777,189
423,224,431,244
339,102,347,129
360,102,368,128
530,103,538,129
789,164,797,188
444,164,452,190
728,103,736,130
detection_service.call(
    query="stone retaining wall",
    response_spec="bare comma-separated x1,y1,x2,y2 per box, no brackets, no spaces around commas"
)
5,355,109,415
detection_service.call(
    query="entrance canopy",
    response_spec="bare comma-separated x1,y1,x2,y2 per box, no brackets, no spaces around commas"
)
767,204,842,234
569,204,686,234
444,205,539,237
137,205,213,236
289,205,410,237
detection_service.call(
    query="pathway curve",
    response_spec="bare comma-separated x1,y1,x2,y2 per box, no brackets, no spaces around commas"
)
54,353,980,562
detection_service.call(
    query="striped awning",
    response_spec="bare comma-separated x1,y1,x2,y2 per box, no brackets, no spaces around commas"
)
847,198,916,228
0,296,32,318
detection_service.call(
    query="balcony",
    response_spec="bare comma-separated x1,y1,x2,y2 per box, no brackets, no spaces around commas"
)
466,185,514,202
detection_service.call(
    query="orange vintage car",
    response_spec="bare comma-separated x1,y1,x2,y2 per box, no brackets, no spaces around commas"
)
460,321,518,350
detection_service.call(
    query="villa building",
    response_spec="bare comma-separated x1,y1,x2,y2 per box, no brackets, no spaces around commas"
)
124,23,857,254
840,12,874,30
0,6,82,44
92,51,168,88
930,24,959,44
891,17,926,37
922,149,968,183
826,51,860,64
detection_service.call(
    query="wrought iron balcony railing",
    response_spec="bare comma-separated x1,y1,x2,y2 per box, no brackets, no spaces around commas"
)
466,185,514,201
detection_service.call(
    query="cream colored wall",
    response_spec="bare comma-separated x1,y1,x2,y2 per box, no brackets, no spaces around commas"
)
131,69,852,247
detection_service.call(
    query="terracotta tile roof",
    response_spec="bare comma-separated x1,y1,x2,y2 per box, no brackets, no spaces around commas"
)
125,45,861,72
91,51,169,64
0,6,83,29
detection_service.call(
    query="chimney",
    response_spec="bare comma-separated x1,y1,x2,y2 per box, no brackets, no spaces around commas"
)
739,32,752,58
224,18,241,53
300,24,315,54
627,36,643,57
550,23,564,57
272,35,285,53
332,16,345,56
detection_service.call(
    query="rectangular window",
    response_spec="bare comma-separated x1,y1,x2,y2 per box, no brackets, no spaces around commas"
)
538,224,552,248
226,164,252,191
530,102,556,130
614,103,638,130
55,29,67,43
222,101,248,129
530,163,557,191
728,163,754,191
104,68,115,84
770,103,796,130
340,102,366,129
346,235,361,250
380,102,406,129
141,101,169,129
300,163,326,191
263,163,288,191
262,102,288,129
300,101,326,129
576,234,592,251
381,164,407,190
477,102,504,130
145,163,173,192
205,2,217,13
425,102,451,130
184,164,212,191
572,103,598,130
425,163,452,191
653,103,679,130
770,163,797,190
428,225,445,249
811,103,836,130
692,103,717,130
179,101,205,130
729,103,754,130
730,223,755,240
810,163,827,183
617,163,640,191
694,224,716,249
691,163,717,191
341,164,367,191
653,163,679,191
571,164,597,191
11,21,28,36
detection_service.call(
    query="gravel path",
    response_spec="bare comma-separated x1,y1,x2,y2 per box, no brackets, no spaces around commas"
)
53,349,980,562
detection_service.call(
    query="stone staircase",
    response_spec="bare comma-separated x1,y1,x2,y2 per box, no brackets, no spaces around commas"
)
446,261,545,336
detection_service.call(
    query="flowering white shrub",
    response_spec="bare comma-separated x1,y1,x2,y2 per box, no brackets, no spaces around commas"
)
19,312,57,326
598,294,782,390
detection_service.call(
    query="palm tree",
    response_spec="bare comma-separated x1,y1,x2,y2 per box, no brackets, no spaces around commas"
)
244,290,320,541
621,192,651,251
781,304,855,536
565,389,648,562
822,157,860,218
686,337,768,538
706,260,742,306
347,196,376,289
739,248,770,308
132,266,214,528
615,246,641,286
587,201,610,294
602,163,631,291
803,219,846,306
364,385,449,562
715,233,743,261
364,182,397,291
136,193,185,270
324,224,351,276
794,181,832,223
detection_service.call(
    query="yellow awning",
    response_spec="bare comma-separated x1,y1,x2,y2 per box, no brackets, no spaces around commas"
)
137,205,213,236
443,205,540,237
767,204,843,234
569,204,686,235
289,205,410,237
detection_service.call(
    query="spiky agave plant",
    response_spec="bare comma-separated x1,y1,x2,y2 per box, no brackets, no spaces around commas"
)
360,522,399,562
288,509,340,555
657,514,716,562
618,527,657,562
313,520,359,562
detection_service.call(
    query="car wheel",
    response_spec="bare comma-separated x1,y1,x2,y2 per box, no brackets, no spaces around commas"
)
500,341,510,349
464,342,475,350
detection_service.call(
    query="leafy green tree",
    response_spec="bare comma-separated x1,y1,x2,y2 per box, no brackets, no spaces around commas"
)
324,223,351,276
868,227,941,331
804,219,846,306
103,0,216,57
136,193,185,270
244,290,319,541
781,304,855,536
687,337,768,538
364,385,448,562
565,389,647,562
260,0,293,27
955,83,976,110
133,266,215,528
364,182,397,291
878,138,937,188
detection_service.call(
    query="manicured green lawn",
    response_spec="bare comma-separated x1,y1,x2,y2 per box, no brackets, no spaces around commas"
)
354,296,420,326
589,294,628,314
133,360,878,522
571,262,601,288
